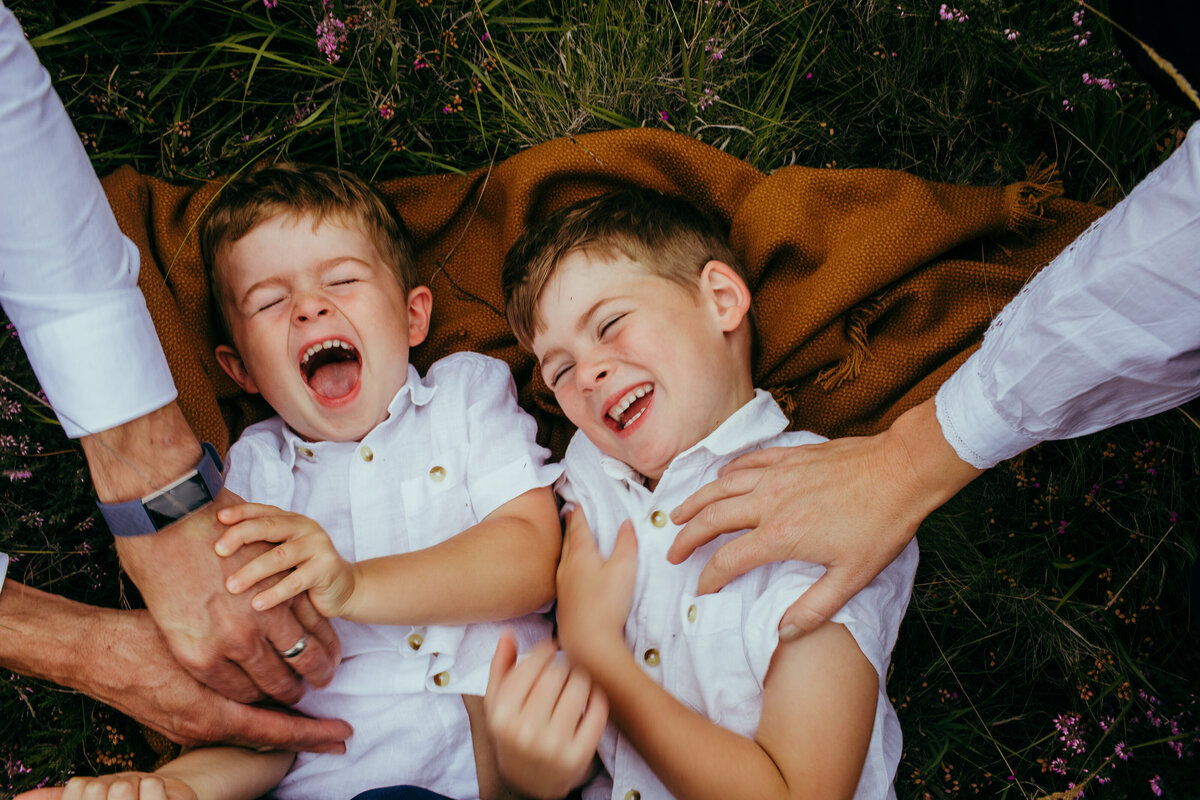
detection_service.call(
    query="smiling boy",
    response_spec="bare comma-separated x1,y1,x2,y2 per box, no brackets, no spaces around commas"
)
32,163,562,800
490,189,917,800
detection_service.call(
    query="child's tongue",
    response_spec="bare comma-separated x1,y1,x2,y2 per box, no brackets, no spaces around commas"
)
308,361,359,399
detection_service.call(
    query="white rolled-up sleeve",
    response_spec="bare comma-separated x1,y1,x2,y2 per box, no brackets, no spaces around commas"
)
937,121,1200,468
0,4,176,438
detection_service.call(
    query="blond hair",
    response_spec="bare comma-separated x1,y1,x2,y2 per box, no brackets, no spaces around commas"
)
502,188,744,350
200,163,417,341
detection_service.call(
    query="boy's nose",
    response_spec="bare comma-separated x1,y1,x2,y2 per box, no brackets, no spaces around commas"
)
578,361,609,392
294,294,332,323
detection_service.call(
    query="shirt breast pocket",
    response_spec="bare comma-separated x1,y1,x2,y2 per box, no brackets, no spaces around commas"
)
675,592,762,731
400,445,475,547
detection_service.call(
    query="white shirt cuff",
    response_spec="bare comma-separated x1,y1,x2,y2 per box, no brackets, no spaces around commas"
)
935,351,1042,469
17,291,178,438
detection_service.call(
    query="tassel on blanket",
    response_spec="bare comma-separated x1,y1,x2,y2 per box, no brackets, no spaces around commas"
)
816,295,887,390
1006,156,1064,233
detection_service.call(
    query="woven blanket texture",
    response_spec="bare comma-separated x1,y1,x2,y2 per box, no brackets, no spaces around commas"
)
100,128,1103,458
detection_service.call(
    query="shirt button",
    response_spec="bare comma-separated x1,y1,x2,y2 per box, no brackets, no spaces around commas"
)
297,446,314,459
406,633,423,651
359,445,374,462
624,790,641,800
433,671,450,687
642,648,660,667
650,510,667,527
429,465,447,482
687,604,698,623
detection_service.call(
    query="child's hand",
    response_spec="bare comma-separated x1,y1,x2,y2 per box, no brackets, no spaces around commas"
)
485,632,608,798
15,773,198,800
215,503,357,618
554,510,637,669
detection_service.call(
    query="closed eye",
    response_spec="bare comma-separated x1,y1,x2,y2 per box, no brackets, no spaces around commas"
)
598,313,625,339
254,297,284,313
550,363,574,388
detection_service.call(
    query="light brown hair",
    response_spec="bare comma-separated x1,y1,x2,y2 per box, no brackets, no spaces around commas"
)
200,163,417,342
502,188,745,350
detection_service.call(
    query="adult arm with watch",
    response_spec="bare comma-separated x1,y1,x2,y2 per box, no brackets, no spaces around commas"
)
0,2,347,749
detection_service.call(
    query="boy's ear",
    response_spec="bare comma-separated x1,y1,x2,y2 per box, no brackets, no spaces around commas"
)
215,345,260,394
699,260,752,333
406,285,433,347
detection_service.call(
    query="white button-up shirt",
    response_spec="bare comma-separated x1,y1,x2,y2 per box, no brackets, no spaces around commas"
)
0,4,175,439
560,391,917,800
937,121,1200,468
224,353,560,800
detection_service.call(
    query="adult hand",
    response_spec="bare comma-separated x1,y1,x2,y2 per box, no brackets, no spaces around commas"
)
668,398,983,639
16,772,197,800
484,633,608,798
0,581,352,751
114,488,340,705
80,403,340,704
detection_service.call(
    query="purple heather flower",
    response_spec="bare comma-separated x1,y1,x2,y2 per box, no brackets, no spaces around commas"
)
1150,775,1163,796
316,14,347,63
1114,741,1132,760
658,110,669,122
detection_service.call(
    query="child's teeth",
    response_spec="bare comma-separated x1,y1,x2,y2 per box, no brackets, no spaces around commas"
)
607,383,653,422
302,339,351,365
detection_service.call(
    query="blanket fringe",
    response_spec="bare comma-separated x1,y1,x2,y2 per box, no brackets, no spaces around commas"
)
816,296,885,390
1007,156,1064,233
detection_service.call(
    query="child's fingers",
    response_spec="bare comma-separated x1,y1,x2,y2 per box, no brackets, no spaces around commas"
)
485,630,519,704
215,501,289,526
224,541,309,595
550,665,594,724
520,650,571,723
486,637,556,724
246,560,328,611
575,682,610,749
12,788,64,800
609,520,638,575
214,513,301,557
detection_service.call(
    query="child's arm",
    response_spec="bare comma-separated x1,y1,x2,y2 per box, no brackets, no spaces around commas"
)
558,513,877,800
217,485,560,624
15,748,293,800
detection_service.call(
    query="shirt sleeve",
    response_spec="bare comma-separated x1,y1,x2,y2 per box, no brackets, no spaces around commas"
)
936,120,1200,468
448,353,563,519
0,4,176,438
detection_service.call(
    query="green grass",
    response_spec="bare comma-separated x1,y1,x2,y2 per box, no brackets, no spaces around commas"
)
3,1,1198,797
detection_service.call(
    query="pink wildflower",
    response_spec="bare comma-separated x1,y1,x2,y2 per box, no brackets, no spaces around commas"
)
316,13,348,63
1150,775,1163,796
658,110,669,122
379,104,394,119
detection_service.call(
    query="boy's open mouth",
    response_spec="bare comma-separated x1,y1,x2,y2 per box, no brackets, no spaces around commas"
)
605,382,653,432
300,338,361,400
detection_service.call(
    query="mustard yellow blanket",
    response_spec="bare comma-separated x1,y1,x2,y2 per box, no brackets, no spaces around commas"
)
101,128,1102,457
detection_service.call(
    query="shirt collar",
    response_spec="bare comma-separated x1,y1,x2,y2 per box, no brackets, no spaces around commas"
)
588,389,789,482
278,363,436,459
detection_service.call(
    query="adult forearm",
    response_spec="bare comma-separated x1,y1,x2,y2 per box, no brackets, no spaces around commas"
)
80,401,202,504
0,580,104,687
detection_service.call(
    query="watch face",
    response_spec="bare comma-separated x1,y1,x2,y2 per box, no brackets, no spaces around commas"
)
143,473,214,529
